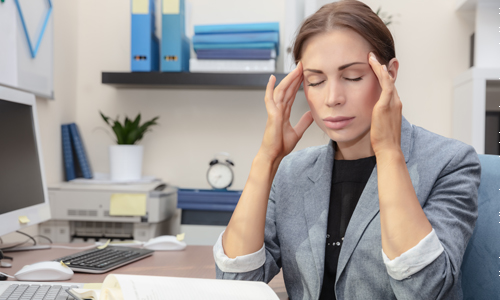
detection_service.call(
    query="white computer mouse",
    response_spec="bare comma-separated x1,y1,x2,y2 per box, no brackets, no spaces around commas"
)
14,261,74,281
143,235,187,251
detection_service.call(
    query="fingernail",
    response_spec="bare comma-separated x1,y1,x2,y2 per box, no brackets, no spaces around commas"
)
370,53,378,62
383,65,387,72
269,74,273,81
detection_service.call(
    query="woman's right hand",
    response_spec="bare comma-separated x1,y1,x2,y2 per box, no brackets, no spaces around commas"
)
259,61,314,163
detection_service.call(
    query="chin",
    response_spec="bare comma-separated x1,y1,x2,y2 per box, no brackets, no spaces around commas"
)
326,129,365,144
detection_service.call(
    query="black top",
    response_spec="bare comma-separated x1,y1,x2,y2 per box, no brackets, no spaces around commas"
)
319,148,377,300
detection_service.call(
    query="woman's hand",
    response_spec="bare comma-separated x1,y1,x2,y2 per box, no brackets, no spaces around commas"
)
368,52,402,157
258,61,314,163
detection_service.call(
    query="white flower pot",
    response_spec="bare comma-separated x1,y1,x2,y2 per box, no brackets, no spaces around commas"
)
109,145,143,181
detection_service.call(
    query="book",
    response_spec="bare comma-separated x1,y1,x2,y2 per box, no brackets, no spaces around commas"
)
161,0,190,72
194,22,279,35
61,124,76,181
68,123,93,179
68,274,279,300
196,49,276,60
192,32,279,45
193,42,276,52
131,0,160,72
189,58,276,73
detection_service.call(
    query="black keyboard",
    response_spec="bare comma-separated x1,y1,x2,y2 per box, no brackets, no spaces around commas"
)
53,246,154,273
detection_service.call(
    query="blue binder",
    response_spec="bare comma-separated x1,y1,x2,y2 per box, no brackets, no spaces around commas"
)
131,0,160,72
161,0,190,72
196,49,275,60
61,124,76,181
68,123,93,179
193,42,276,52
194,22,279,35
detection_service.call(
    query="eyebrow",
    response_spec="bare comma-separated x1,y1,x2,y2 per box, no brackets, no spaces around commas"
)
303,62,366,74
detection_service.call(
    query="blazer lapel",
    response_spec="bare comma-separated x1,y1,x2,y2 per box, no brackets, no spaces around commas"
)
336,115,414,283
302,139,335,298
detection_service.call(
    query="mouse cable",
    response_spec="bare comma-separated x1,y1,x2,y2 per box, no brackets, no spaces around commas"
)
15,231,36,246
31,234,53,244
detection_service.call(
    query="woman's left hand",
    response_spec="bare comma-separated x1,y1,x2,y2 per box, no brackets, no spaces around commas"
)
368,52,402,157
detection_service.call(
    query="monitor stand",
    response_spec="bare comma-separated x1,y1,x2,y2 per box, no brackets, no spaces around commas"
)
2,244,51,252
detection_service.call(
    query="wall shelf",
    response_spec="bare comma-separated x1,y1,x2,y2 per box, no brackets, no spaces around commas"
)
101,72,298,90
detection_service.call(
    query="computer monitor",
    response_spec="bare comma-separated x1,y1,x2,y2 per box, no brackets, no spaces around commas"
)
0,86,51,238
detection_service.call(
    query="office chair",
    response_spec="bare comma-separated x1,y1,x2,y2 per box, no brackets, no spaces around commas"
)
460,154,500,300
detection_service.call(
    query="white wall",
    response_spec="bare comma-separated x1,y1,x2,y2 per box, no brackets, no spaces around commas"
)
70,0,473,191
1,0,475,241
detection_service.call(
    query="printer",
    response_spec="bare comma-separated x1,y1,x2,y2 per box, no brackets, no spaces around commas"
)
39,181,179,243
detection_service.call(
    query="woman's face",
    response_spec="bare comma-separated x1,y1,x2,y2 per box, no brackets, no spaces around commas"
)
301,28,383,148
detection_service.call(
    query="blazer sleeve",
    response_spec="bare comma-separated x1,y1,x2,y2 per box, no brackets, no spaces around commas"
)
215,179,282,283
387,144,481,300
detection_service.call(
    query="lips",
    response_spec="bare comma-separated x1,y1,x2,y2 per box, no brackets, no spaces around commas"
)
323,116,354,122
323,116,355,130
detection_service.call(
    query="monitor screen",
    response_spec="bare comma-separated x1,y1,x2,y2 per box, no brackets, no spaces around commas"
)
0,86,50,237
0,100,45,214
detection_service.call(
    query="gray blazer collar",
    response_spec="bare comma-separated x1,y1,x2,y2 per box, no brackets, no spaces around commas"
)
301,115,413,298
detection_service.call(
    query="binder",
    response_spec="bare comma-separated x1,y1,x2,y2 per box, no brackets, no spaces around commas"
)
161,0,190,72
192,32,279,44
131,0,160,72
193,42,276,52
68,123,93,179
61,124,76,181
193,32,279,56
194,22,279,35
196,49,276,60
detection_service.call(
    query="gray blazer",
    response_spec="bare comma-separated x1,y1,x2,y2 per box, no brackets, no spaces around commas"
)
216,115,481,300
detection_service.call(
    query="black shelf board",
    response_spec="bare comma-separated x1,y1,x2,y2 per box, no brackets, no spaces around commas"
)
101,72,301,90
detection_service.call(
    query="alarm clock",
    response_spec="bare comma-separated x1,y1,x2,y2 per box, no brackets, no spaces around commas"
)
207,152,234,190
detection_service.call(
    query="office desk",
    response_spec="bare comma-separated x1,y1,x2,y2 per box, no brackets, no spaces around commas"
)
3,244,288,299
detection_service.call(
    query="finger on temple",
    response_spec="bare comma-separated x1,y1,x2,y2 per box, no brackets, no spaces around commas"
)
283,75,303,120
283,72,303,106
293,111,314,138
277,63,303,94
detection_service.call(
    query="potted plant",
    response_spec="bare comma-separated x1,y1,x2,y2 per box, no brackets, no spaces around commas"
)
100,111,159,181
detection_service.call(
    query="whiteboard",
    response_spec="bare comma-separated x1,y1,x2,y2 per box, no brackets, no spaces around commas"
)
0,0,53,99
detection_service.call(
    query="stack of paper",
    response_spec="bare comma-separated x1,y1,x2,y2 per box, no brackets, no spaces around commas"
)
190,22,279,73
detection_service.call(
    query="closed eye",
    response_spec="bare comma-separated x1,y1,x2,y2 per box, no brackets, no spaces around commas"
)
307,77,363,87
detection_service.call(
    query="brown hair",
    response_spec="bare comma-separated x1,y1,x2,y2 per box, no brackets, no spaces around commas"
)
292,0,395,66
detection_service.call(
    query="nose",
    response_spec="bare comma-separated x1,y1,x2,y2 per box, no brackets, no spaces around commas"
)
325,79,345,107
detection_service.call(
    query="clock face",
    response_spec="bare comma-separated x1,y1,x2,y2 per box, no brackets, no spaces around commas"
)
207,163,233,189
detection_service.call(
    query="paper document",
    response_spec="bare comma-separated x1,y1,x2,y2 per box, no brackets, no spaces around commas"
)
69,172,160,185
70,274,280,300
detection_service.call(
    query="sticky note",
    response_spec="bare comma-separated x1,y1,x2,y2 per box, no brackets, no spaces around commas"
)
163,0,180,14
97,239,110,250
109,193,147,216
83,283,103,289
132,0,149,14
176,233,185,241
18,216,30,224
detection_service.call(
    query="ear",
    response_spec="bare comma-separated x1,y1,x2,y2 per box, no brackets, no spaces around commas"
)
387,58,399,81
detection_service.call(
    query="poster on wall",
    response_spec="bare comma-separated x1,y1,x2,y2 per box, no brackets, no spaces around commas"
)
0,0,54,99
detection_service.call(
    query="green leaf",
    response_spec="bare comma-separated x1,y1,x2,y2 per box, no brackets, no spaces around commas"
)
126,129,140,144
112,121,125,144
132,114,141,129
100,111,111,126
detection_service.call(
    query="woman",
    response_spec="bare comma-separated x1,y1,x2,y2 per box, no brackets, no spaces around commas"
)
213,1,481,299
